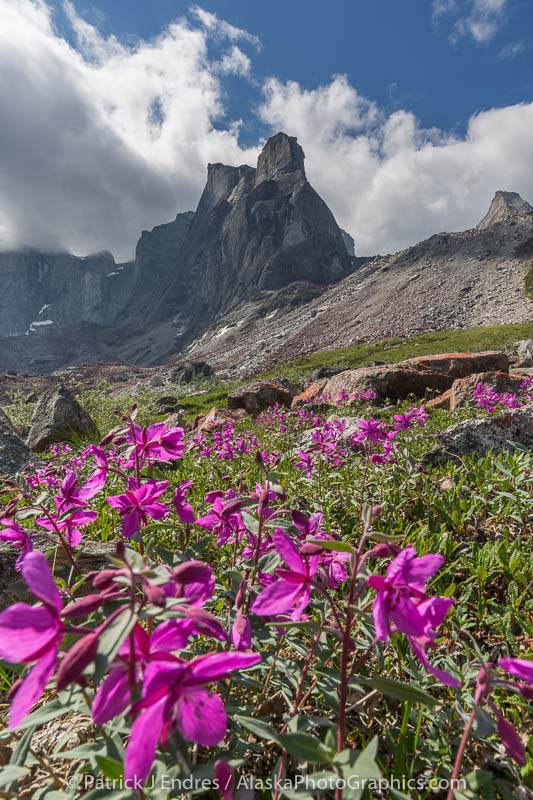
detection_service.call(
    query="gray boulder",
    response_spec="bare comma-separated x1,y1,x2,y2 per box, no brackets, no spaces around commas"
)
26,385,99,452
0,408,34,475
171,361,214,384
516,339,533,367
424,407,533,465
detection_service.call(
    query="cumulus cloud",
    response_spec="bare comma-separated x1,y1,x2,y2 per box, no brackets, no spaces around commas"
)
0,0,259,259
259,77,533,254
1,1,533,262
433,0,509,43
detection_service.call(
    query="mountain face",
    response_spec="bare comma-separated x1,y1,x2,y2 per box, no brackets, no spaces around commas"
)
477,191,533,230
0,249,135,338
0,137,532,377
153,132,353,342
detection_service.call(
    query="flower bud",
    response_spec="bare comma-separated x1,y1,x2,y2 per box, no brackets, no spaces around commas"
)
56,632,99,691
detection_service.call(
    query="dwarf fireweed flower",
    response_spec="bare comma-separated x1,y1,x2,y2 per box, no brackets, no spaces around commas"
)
107,480,170,538
368,547,459,687
0,552,64,727
127,422,186,467
0,518,33,569
173,480,196,524
36,508,98,547
123,651,261,784
252,529,320,620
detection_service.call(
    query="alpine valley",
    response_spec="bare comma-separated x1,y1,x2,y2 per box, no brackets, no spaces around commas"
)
0,132,532,378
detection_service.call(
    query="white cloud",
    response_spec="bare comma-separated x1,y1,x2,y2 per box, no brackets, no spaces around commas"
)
0,1,533,264
498,40,528,59
433,0,509,43
0,0,259,259
217,46,252,77
259,77,533,255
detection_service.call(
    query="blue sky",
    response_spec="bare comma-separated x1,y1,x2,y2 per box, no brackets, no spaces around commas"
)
55,0,533,140
1,0,533,259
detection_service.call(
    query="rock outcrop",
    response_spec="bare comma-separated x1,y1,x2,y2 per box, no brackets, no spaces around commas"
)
0,408,34,475
424,408,533,465
26,386,99,451
227,380,295,415
318,365,451,404
157,132,353,342
477,191,533,230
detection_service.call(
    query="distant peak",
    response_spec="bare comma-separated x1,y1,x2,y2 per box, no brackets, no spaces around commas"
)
477,190,533,229
256,132,306,184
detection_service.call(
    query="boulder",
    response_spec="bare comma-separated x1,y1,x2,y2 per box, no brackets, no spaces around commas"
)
311,366,345,381
426,389,452,411
152,395,179,414
400,351,510,379
164,412,185,429
321,365,451,404
194,406,248,431
227,381,294,415
26,385,99,452
424,407,533,465
516,339,533,367
171,361,214,385
450,371,526,410
0,408,35,475
0,539,115,609
292,380,328,408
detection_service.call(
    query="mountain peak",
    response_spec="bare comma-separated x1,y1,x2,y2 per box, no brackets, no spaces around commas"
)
256,132,306,184
477,190,533,230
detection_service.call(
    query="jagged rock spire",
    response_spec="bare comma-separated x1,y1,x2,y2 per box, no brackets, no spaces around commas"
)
477,191,533,229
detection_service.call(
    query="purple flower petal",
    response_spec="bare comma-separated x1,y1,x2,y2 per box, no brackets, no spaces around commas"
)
92,668,131,725
125,696,166,784
9,646,58,728
176,687,227,746
22,552,62,612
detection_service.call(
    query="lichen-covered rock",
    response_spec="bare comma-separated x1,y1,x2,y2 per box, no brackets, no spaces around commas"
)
194,406,248,431
0,539,115,609
0,408,34,475
227,381,294,415
424,407,533,465
292,380,328,408
26,385,99,452
450,371,526,410
321,365,451,404
400,351,510,379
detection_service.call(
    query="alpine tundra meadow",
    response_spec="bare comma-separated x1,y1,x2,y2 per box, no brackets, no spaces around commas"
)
0,376,531,799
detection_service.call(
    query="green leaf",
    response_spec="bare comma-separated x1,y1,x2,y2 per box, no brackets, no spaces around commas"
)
353,676,439,707
95,755,124,780
10,698,72,732
94,608,138,681
307,539,355,554
235,715,281,743
277,732,334,765
474,705,496,738
334,738,381,800
0,765,29,789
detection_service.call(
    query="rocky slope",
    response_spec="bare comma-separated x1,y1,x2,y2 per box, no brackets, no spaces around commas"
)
182,191,533,377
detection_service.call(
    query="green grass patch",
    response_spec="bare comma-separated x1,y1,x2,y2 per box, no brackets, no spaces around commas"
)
264,321,533,382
